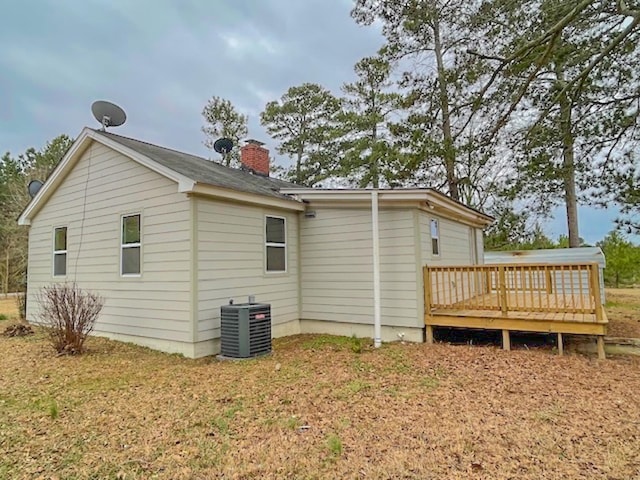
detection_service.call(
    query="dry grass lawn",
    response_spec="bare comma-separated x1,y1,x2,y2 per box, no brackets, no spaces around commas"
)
606,288,640,338
2,329,640,479
0,296,19,319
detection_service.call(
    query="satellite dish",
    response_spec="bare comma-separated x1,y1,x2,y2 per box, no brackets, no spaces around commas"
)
91,100,127,130
213,138,234,154
28,180,43,198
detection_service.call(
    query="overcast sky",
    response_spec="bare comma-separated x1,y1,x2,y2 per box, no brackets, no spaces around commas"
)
0,0,628,245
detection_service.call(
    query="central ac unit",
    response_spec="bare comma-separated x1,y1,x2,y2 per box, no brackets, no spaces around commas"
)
220,301,272,358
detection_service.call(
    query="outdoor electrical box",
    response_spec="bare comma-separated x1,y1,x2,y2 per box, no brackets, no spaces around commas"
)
220,301,272,358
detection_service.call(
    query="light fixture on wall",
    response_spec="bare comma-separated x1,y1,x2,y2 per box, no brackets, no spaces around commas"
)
304,210,316,218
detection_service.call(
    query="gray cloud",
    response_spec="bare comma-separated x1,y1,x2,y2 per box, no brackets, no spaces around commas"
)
0,0,382,162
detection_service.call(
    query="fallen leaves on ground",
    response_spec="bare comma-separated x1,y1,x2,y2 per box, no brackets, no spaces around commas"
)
2,330,640,479
3,323,34,337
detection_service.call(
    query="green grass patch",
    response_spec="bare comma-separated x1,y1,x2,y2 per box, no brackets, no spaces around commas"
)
49,400,59,420
302,334,366,353
285,416,302,430
210,415,230,435
0,314,8,321
419,376,440,390
345,379,371,394
325,433,343,456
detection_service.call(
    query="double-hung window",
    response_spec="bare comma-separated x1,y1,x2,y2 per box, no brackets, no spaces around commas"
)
121,214,141,276
265,216,286,273
431,219,440,256
53,227,67,276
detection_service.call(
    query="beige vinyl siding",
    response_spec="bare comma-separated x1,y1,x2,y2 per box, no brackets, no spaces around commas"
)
420,212,481,305
301,207,420,328
420,212,476,265
196,198,299,341
26,141,192,341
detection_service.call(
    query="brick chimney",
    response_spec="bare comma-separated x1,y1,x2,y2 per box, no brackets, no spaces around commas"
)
240,139,269,176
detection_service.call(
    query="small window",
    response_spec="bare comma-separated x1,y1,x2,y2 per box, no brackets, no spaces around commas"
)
121,214,141,276
53,227,67,276
431,219,440,256
266,216,286,272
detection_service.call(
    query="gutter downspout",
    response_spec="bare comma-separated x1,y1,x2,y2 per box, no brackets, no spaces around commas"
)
371,191,382,348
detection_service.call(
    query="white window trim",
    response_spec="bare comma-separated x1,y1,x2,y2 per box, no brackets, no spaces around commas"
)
265,215,287,274
431,218,440,257
120,213,142,277
52,226,67,277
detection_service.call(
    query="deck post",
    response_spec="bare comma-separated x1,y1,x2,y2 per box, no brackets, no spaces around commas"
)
502,329,511,351
498,266,508,316
426,325,434,344
423,266,432,322
557,332,563,356
597,336,606,360
590,263,604,322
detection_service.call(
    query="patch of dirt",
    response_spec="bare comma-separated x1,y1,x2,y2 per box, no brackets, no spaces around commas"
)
605,288,640,338
3,323,34,337
2,330,640,479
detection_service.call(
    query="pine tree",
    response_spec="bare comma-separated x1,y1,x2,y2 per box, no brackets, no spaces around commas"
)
260,83,341,186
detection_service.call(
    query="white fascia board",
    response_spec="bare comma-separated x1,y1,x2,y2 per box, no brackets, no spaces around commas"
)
425,193,493,226
280,188,429,203
189,183,305,211
279,187,493,227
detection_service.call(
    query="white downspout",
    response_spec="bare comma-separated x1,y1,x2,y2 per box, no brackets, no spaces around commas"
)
371,190,382,348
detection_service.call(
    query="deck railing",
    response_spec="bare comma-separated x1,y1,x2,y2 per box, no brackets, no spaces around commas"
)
424,262,603,320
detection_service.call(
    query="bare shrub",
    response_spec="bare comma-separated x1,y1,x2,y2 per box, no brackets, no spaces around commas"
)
37,283,104,355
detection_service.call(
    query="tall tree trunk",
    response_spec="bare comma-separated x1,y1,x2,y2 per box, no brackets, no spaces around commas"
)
556,64,580,248
433,19,459,201
296,148,303,185
4,249,9,295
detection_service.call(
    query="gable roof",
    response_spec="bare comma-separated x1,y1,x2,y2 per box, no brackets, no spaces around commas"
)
18,127,305,225
94,130,300,200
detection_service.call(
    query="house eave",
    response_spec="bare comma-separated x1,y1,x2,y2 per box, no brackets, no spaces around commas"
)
280,188,493,227
188,183,305,211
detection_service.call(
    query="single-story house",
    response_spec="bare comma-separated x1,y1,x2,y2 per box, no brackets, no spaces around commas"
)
18,127,493,358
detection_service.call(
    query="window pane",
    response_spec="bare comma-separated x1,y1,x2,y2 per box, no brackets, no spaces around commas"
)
266,246,285,272
430,219,439,239
123,215,140,244
122,246,140,275
54,227,67,251
266,217,285,244
54,253,66,276
432,238,439,256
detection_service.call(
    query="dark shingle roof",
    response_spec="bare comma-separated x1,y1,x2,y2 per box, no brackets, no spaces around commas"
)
93,130,300,201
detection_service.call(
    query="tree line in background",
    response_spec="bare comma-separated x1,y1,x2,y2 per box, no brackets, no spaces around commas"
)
1,1,639,293
0,135,73,293
203,0,640,248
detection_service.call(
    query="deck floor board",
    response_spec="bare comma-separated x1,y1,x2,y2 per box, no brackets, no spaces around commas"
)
429,292,606,325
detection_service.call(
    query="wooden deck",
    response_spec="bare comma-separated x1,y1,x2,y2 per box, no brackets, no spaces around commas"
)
423,263,608,357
